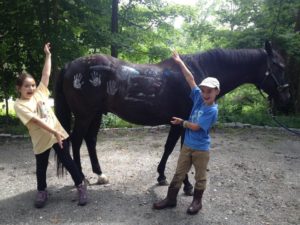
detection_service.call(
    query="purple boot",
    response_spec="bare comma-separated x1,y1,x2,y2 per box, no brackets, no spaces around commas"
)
77,183,87,206
34,190,48,208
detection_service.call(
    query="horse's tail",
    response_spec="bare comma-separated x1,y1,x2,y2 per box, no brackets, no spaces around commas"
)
54,65,71,133
54,65,71,176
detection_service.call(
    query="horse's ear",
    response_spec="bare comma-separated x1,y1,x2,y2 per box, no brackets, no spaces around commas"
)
264,40,273,57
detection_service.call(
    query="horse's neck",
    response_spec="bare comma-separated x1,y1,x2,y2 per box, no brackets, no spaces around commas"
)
188,49,266,96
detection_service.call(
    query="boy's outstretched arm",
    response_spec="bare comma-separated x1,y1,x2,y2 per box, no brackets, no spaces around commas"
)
172,51,197,89
171,116,200,131
41,43,51,87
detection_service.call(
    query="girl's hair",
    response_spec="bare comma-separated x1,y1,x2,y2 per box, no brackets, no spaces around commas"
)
16,72,34,88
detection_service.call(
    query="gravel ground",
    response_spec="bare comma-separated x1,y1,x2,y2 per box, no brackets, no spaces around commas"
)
0,126,299,225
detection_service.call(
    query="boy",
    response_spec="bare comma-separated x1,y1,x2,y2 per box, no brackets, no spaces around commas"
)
153,51,220,215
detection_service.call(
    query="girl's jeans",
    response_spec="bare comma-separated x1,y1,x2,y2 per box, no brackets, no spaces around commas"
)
35,139,83,191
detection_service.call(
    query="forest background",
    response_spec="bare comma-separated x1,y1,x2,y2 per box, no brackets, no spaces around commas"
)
0,0,300,133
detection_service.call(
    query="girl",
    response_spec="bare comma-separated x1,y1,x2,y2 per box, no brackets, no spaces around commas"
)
14,43,87,208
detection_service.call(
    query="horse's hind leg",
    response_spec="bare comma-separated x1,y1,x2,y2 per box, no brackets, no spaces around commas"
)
71,118,87,180
84,114,108,185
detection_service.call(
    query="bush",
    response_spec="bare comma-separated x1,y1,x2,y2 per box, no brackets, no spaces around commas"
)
218,84,300,128
0,115,28,135
101,113,136,128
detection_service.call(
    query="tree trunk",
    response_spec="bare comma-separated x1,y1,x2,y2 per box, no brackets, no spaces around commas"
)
294,8,300,113
5,97,9,117
111,0,119,58
51,0,59,84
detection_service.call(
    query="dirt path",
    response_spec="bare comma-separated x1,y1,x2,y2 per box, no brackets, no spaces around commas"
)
0,127,299,225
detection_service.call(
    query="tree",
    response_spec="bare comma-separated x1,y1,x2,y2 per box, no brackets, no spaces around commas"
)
286,7,300,113
111,0,119,57
208,0,300,113
3,0,298,115
116,0,184,62
0,0,37,117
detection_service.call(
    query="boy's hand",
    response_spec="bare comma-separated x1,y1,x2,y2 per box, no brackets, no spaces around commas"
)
44,43,51,56
172,51,182,64
170,117,183,125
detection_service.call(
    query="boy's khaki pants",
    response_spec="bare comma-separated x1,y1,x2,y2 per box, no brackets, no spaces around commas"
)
169,145,210,190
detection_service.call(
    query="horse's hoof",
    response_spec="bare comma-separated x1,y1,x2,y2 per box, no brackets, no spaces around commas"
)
157,175,168,186
157,179,169,186
97,174,109,185
83,178,91,186
183,186,194,196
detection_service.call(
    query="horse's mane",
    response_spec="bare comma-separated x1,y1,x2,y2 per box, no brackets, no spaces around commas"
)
183,48,267,66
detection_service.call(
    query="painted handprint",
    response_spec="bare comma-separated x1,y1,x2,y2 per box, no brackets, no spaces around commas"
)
107,80,118,95
89,71,102,87
73,73,84,89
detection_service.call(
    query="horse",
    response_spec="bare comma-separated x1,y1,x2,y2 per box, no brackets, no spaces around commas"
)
54,41,290,195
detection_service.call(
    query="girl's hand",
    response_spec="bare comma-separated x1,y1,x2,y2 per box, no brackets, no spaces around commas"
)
170,117,183,125
54,131,64,149
44,43,51,56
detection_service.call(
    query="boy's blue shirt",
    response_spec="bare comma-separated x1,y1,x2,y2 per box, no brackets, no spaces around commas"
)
183,86,218,151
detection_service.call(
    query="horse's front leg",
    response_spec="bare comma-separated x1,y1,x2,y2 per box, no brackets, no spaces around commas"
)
157,125,182,185
157,125,193,196
183,174,193,196
180,133,193,196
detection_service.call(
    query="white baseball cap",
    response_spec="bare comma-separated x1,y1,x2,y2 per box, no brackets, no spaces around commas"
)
199,77,220,90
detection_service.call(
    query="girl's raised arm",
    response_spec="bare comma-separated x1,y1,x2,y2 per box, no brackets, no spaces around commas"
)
40,43,51,87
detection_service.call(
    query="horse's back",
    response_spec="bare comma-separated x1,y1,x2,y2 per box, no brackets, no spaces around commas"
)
61,54,192,124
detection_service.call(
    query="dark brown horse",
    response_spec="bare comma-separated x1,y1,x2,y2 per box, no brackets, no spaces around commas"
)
54,41,290,195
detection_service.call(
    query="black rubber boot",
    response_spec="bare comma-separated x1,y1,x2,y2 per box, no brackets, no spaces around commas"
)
187,189,204,215
153,187,180,210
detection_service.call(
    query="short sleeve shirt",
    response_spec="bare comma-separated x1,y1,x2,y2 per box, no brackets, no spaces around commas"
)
14,82,69,154
183,86,218,151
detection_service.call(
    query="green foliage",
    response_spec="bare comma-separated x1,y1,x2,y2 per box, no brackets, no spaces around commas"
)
118,0,184,62
219,84,266,123
0,115,28,135
101,113,136,128
218,85,300,128
1,0,300,131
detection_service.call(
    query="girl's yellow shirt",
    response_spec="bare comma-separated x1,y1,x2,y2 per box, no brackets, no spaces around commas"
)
14,82,69,154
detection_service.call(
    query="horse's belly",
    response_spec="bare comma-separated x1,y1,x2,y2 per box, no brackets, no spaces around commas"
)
110,100,170,126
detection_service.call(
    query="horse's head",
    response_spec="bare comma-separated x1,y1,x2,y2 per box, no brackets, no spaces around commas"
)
259,41,290,108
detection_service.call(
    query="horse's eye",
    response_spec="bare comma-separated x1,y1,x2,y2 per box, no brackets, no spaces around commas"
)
279,63,285,68
273,61,284,71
